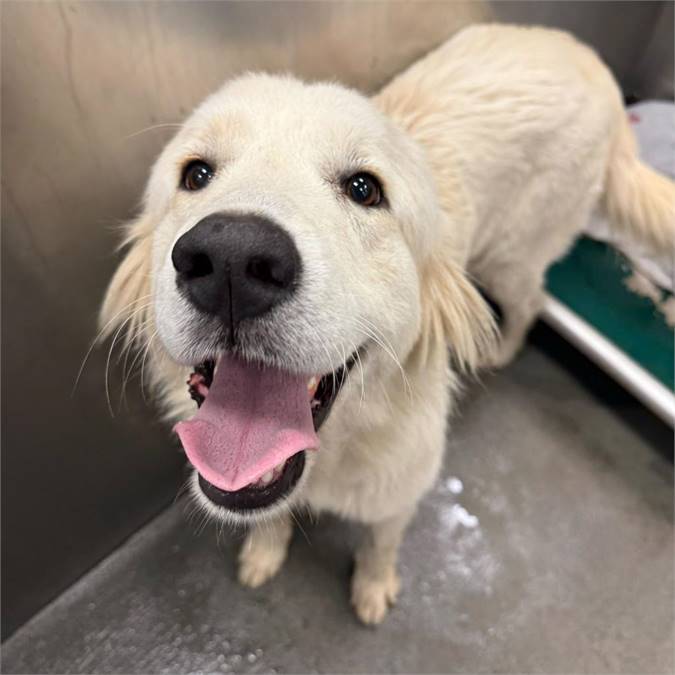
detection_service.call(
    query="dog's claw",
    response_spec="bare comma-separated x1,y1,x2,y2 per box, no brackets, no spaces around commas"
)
351,567,401,626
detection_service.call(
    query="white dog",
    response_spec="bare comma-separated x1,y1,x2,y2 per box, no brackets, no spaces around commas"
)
100,24,674,624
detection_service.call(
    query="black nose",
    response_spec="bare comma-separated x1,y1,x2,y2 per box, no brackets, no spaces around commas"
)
171,213,301,327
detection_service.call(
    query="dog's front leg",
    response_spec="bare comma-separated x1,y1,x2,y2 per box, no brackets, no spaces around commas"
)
351,508,413,625
238,511,293,588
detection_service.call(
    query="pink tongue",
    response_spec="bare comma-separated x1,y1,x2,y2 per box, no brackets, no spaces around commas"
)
174,355,318,492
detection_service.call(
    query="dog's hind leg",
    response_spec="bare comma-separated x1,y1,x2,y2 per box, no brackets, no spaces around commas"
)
351,508,413,625
487,273,546,369
238,511,293,588
474,149,606,370
473,255,548,370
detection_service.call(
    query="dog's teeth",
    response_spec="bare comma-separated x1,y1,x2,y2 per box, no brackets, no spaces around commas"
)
307,376,318,391
261,471,273,485
274,461,285,473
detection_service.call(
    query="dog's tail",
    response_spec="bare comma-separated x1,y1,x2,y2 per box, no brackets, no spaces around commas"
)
604,112,675,254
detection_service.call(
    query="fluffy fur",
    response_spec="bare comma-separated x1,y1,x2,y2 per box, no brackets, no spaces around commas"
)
100,24,675,624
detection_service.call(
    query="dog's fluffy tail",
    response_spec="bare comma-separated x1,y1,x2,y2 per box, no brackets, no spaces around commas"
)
604,113,675,255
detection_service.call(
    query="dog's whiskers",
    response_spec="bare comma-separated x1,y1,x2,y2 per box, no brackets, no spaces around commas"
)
139,329,160,403
289,507,312,547
105,302,154,416
353,315,413,401
124,122,183,140
72,294,152,398
118,314,157,410
183,496,205,529
350,339,367,411
174,476,194,506
104,310,148,417
303,320,344,403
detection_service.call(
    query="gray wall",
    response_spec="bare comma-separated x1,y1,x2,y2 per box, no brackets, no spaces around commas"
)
2,0,672,639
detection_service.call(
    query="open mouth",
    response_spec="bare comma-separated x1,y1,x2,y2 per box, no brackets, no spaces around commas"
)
175,351,359,513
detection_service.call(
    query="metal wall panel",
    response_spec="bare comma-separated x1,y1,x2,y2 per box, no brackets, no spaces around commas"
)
494,0,673,99
0,0,489,639
2,0,670,638
631,0,675,100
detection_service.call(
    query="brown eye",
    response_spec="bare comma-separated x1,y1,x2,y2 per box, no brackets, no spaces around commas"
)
182,160,214,191
346,172,383,207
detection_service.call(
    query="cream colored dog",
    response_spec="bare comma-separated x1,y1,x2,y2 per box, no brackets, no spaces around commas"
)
101,25,674,625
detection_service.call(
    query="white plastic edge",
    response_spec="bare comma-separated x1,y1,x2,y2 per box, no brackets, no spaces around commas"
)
540,293,675,427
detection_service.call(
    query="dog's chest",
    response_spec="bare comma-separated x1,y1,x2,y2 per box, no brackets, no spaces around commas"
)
303,440,405,522
302,383,449,523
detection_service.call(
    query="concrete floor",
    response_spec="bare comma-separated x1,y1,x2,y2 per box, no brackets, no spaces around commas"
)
3,343,673,674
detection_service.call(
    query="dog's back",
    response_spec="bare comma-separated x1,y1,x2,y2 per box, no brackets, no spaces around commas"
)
376,23,675,366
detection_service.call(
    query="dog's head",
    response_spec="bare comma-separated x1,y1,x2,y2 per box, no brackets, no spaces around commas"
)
101,74,495,522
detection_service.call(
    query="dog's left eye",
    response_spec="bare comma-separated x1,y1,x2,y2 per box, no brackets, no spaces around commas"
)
345,173,383,207
181,160,214,191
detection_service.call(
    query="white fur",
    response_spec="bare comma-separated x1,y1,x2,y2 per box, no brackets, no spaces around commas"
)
100,24,674,625
376,24,674,367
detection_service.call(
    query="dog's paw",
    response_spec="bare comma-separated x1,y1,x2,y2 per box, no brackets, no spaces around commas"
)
482,340,520,370
351,567,401,626
237,540,287,589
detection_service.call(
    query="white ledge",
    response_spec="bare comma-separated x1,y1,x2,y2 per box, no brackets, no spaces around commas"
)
540,293,675,427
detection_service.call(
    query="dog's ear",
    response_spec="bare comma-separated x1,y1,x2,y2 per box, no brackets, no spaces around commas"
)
418,251,498,372
98,213,154,348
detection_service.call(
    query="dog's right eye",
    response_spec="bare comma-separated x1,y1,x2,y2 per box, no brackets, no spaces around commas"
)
181,160,214,191
345,172,383,207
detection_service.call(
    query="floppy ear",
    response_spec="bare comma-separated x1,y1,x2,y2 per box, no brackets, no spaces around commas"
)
418,250,498,372
99,215,154,348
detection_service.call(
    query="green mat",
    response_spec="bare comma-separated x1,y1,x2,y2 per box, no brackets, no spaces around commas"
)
546,237,674,391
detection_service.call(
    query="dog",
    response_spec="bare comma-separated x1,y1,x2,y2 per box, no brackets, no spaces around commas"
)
100,24,674,624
